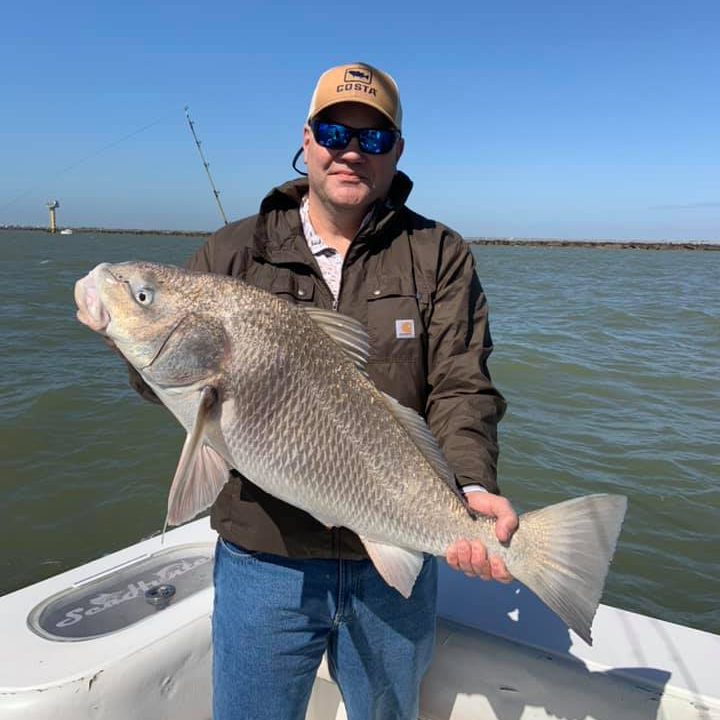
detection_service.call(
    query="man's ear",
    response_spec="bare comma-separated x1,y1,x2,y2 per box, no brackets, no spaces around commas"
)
302,124,312,163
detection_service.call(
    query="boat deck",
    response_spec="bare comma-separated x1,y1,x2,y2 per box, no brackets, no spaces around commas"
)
1,518,718,719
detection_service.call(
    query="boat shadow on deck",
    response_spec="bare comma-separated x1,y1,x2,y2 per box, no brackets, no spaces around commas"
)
417,566,677,720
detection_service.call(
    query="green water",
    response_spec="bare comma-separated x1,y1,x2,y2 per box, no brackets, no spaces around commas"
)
1,230,718,635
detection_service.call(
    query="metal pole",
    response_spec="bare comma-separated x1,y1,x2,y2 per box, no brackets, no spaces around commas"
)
185,107,228,226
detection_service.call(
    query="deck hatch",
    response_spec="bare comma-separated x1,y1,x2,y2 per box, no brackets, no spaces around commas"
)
27,543,214,641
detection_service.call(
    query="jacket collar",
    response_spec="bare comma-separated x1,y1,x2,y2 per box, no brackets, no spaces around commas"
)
251,171,413,264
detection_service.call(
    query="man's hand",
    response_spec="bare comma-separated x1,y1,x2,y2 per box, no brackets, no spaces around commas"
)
445,492,518,583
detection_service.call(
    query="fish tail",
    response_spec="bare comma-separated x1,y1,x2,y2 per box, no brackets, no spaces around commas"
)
509,493,627,645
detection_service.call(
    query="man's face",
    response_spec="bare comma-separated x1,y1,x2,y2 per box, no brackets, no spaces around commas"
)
302,102,404,213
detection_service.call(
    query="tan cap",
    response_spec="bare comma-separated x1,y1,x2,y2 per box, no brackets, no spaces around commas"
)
307,62,402,131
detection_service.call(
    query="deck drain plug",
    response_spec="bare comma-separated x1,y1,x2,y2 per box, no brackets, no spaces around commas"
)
145,584,176,608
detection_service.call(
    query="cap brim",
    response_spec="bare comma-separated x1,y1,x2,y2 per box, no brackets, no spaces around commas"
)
309,98,400,131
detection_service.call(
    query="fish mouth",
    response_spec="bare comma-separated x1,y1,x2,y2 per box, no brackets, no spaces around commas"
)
74,263,115,333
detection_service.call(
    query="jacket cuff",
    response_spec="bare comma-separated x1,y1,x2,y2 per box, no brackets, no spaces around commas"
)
461,484,489,495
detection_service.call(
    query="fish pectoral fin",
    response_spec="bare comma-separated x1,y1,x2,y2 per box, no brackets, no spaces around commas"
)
164,386,229,533
359,537,424,599
165,441,229,527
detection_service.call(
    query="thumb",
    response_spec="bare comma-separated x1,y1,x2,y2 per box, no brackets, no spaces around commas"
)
492,501,518,543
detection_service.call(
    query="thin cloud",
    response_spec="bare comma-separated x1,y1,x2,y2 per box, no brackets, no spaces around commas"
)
651,201,720,210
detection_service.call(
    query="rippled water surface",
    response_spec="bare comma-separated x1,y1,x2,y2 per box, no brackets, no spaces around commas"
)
1,230,718,634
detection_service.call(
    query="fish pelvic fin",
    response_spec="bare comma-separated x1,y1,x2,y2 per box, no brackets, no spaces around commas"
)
359,536,425,598
163,386,230,537
509,493,627,646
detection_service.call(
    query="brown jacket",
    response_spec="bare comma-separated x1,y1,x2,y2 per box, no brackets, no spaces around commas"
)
131,171,506,559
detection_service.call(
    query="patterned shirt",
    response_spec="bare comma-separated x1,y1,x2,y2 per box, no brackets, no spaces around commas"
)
299,195,344,304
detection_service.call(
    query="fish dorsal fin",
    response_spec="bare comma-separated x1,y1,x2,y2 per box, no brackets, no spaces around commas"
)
303,308,370,373
380,392,457,488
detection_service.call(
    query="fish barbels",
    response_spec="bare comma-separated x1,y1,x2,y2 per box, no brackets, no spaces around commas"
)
74,261,627,644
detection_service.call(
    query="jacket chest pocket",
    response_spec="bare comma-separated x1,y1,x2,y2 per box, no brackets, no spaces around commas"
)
245,265,316,305
366,277,426,363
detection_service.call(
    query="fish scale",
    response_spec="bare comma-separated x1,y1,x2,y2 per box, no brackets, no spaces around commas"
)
221,305,497,554
74,260,627,644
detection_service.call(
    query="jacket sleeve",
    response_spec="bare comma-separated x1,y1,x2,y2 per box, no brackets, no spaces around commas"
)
424,233,507,494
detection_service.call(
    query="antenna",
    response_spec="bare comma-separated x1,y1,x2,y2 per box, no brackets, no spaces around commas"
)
185,107,228,226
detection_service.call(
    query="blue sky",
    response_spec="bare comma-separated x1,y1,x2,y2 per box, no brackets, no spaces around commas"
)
2,0,718,240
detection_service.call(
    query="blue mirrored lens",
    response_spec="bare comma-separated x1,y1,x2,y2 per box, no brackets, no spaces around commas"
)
358,129,395,154
312,122,397,155
315,123,352,149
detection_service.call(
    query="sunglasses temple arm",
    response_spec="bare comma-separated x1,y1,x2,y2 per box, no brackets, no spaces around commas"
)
292,148,308,176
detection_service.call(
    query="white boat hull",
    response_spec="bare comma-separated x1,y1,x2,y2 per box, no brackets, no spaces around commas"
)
1,518,718,720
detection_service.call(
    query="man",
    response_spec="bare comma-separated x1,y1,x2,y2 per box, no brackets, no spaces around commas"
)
131,61,518,719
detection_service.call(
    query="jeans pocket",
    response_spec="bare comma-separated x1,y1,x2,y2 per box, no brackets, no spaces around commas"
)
218,537,261,561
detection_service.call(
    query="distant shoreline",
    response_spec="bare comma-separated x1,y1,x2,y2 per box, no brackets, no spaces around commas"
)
0,225,211,238
2,226,719,250
467,238,720,251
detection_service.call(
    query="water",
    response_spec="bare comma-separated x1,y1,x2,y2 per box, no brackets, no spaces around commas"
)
1,230,718,635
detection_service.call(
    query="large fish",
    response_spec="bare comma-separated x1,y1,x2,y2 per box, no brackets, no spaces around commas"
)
74,261,627,644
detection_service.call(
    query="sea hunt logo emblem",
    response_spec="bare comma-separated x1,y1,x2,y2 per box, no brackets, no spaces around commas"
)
395,319,415,339
345,68,372,84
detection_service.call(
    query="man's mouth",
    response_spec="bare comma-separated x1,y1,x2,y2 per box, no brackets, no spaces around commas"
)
331,170,367,182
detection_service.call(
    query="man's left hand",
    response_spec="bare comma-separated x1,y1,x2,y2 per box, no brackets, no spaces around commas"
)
445,492,518,583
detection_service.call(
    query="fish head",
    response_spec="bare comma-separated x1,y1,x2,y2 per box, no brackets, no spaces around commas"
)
74,261,230,387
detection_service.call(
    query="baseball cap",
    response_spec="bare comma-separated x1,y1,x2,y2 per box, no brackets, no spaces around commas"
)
307,62,402,131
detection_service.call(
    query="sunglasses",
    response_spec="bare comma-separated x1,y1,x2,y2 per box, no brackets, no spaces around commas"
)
310,120,400,155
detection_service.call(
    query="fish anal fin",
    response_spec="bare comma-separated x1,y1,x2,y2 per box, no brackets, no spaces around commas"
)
163,386,230,536
359,536,424,599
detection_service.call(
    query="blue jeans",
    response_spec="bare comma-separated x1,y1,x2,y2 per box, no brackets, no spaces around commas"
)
212,537,437,720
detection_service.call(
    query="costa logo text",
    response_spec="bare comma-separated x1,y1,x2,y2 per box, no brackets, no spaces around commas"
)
336,83,377,96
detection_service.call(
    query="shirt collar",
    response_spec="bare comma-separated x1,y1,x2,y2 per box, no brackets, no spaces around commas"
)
299,195,336,256
299,194,377,255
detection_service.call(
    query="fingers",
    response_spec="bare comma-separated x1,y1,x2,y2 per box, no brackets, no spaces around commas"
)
490,555,514,584
463,493,519,544
446,539,514,583
446,539,490,580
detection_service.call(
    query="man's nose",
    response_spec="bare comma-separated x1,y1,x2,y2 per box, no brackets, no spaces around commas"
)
337,136,366,160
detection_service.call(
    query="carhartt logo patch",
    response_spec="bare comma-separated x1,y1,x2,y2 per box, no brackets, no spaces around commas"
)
345,67,372,84
395,319,415,339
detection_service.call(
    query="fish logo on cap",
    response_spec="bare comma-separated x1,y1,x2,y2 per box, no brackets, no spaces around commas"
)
345,68,373,84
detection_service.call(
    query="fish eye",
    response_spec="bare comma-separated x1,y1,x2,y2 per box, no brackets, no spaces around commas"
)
134,287,154,306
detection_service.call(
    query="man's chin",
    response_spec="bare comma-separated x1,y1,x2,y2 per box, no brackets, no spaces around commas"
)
327,183,374,209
